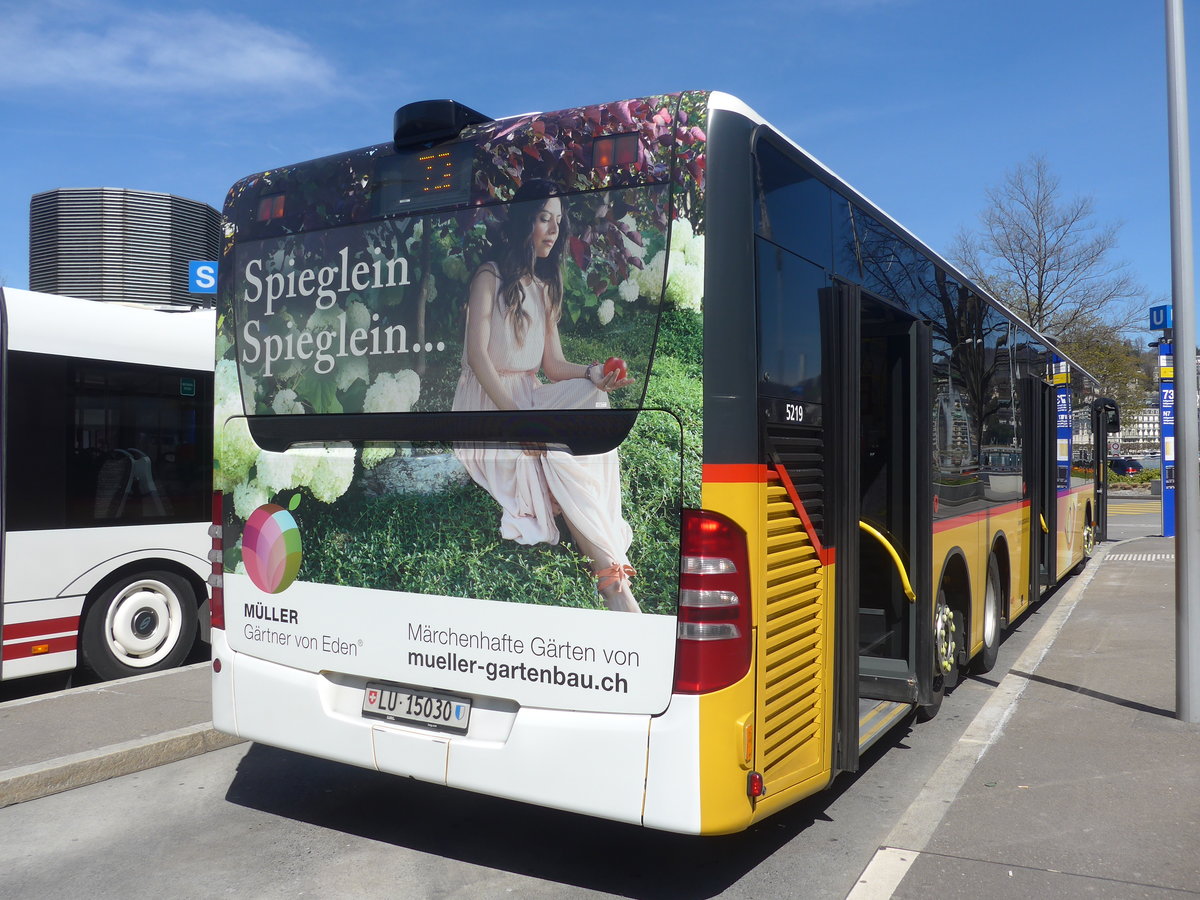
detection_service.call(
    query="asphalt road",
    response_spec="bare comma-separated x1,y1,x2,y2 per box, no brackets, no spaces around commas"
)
1104,494,1163,542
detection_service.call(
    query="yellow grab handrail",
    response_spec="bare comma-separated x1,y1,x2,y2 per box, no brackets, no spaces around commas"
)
1040,513,1049,534
858,521,917,602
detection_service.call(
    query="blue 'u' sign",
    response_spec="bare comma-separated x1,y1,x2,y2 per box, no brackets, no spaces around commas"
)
1150,304,1173,331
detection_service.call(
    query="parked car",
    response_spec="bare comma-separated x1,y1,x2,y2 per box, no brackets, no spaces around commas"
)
1108,457,1144,476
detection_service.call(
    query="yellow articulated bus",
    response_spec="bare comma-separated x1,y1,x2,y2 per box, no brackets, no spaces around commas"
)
210,91,1111,834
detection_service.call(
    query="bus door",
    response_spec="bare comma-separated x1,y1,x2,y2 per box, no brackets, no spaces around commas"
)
1022,376,1057,590
1092,398,1119,543
827,283,932,769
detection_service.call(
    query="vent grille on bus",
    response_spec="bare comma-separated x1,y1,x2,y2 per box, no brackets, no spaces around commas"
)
759,479,827,783
764,426,825,541
757,423,827,787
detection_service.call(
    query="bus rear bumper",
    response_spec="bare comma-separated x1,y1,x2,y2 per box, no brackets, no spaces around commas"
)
211,633,669,827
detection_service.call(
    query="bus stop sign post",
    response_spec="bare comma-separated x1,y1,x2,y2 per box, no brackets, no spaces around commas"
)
1166,0,1200,723
1158,340,1176,539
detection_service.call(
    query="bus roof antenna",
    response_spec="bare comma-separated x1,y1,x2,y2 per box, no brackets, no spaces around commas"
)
393,100,491,150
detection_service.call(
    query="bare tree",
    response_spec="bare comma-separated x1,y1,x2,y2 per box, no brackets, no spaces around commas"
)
951,155,1145,348
1065,325,1154,422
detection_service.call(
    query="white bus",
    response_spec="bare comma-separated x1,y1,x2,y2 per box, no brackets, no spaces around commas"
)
0,288,214,682
211,93,1104,834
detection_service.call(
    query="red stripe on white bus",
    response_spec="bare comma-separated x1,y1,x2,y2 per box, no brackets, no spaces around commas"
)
2,616,81,642
3,635,77,660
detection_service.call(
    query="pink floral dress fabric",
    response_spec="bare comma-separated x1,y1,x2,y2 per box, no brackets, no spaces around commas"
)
452,265,633,569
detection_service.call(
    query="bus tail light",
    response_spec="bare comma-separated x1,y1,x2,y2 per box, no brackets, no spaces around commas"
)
209,491,225,630
673,509,753,694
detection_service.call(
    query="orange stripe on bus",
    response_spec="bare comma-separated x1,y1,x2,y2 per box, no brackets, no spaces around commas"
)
4,635,77,659
702,464,769,483
932,499,1030,533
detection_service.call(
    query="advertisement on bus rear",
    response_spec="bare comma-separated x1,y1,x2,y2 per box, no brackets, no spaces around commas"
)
216,94,707,712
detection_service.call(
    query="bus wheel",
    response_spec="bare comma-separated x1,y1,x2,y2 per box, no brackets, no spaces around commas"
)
918,588,960,721
972,556,1002,675
1083,509,1096,557
80,571,198,681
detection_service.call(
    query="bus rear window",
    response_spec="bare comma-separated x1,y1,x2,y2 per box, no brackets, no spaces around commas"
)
230,185,673,421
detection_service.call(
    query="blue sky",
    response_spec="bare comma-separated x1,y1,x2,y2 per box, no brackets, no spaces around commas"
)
0,0,1192,343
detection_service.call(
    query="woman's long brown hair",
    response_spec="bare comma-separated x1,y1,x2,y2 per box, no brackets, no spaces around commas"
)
494,179,569,345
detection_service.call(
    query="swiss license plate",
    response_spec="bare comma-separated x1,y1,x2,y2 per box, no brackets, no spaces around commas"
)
362,682,471,733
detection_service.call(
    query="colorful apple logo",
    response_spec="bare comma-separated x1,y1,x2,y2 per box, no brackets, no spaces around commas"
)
243,503,302,594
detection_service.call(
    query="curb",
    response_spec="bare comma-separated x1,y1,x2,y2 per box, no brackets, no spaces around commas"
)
0,723,246,809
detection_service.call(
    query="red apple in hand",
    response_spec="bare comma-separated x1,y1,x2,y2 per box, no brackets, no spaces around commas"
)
603,357,628,381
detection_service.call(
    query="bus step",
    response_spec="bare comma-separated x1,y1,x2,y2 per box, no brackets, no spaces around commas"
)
858,699,913,754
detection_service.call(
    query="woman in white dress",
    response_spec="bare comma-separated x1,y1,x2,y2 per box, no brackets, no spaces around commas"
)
452,181,639,612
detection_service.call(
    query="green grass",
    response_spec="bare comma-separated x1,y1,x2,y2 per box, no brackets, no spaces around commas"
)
292,346,701,616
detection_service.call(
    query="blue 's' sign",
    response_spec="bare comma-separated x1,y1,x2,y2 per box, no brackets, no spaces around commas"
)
189,261,218,294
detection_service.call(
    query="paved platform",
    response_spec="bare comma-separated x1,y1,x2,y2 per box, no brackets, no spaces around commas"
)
852,535,1200,898
0,662,240,808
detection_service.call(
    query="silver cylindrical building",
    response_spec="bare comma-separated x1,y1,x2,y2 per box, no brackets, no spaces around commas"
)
29,188,220,307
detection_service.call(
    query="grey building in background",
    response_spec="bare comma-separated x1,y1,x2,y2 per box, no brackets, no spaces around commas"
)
29,188,220,307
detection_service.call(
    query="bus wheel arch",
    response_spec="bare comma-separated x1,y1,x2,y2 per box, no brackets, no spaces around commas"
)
919,551,970,721
79,561,203,681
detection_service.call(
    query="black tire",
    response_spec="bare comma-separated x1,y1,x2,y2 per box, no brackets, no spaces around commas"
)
1083,505,1096,558
80,571,199,681
918,589,961,721
972,556,1002,675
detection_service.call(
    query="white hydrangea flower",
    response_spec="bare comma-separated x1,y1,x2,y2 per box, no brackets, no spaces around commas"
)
215,358,243,418
669,217,694,254
597,298,615,325
665,262,704,313
682,230,704,269
271,389,305,415
214,361,260,493
308,444,356,503
233,479,271,520
668,217,704,268
634,250,666,299
255,450,299,493
364,369,421,413
618,278,639,303
361,445,396,469
286,449,323,487
667,247,687,281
